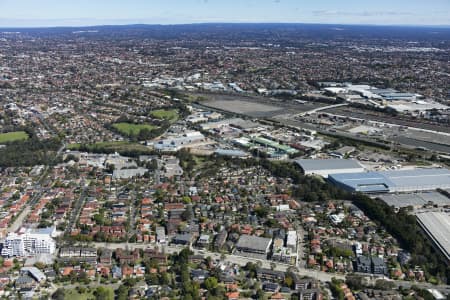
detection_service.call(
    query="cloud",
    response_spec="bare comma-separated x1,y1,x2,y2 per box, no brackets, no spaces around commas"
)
312,10,414,17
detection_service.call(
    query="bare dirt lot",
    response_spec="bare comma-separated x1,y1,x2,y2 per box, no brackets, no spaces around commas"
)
195,93,324,118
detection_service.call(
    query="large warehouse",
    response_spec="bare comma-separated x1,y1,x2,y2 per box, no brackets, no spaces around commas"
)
295,159,365,178
377,192,450,209
235,235,272,258
416,212,450,262
329,168,450,193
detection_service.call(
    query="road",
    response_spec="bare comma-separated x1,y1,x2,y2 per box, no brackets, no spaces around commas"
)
195,93,450,155
127,191,138,239
58,282,121,291
296,226,306,269
88,241,450,293
296,103,348,117
8,206,32,233
90,242,343,282
65,180,88,235
327,106,450,135
7,143,66,233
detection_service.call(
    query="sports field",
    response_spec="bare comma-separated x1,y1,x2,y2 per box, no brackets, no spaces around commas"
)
150,109,179,122
0,131,29,143
112,122,157,136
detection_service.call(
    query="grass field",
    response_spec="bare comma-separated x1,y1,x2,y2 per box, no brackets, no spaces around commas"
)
68,141,152,154
64,287,114,300
150,109,179,123
112,122,157,136
0,131,29,143
64,289,95,300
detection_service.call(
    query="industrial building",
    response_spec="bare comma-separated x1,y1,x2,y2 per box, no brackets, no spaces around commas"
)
252,136,299,155
152,131,206,152
113,167,148,179
416,211,450,262
235,234,272,258
21,267,46,283
200,118,262,132
377,192,450,209
295,159,365,178
329,168,450,193
214,148,249,158
321,83,448,112
1,227,56,257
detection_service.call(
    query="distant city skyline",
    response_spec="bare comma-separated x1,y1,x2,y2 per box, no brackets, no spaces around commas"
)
0,0,449,27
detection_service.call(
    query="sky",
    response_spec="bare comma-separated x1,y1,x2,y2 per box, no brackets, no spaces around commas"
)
0,0,449,27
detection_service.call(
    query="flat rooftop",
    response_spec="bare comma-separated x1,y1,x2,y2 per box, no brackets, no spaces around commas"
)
295,159,364,171
235,235,272,252
377,192,450,208
380,169,450,191
329,171,391,193
329,168,450,193
416,211,450,262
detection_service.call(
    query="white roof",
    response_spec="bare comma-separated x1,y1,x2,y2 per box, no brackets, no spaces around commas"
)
296,159,364,172
416,212,450,261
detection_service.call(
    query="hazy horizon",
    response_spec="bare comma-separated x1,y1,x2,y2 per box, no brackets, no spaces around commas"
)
0,0,449,28
1,21,450,30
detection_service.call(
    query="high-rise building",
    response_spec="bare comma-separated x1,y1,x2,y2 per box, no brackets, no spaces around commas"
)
1,227,56,257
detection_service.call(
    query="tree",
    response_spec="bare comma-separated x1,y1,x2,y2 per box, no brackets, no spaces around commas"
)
160,272,171,285
147,273,159,285
256,260,263,269
94,287,113,300
115,285,129,300
183,294,193,300
244,262,258,278
284,275,294,288
255,289,265,300
181,208,193,221
52,288,65,300
346,276,365,290
129,234,137,243
254,206,269,218
330,278,345,300
374,279,395,290
182,196,192,204
93,212,105,225
204,277,218,291
34,262,46,270
270,262,276,270
138,128,151,141
177,248,193,265
106,164,115,173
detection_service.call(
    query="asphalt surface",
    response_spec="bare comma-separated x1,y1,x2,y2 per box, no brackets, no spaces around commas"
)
195,92,450,154
327,107,450,134
195,92,325,118
91,241,345,282
65,181,88,235
394,136,450,153
88,241,450,294
7,143,66,233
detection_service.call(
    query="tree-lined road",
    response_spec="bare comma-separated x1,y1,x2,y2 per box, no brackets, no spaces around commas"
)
89,241,450,294
7,143,66,233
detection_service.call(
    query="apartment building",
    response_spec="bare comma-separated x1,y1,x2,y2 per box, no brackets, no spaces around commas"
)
1,227,56,257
